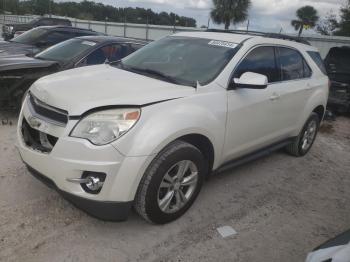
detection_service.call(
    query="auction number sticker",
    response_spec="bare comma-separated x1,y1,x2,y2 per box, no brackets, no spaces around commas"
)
208,40,237,49
82,41,97,46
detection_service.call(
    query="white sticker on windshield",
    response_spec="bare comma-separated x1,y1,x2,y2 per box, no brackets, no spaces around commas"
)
82,41,96,46
208,40,237,49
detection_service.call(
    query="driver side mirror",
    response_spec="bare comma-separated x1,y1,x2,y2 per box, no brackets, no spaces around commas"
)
231,72,268,89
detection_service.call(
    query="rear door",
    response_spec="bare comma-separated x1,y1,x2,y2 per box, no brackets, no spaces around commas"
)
274,47,312,133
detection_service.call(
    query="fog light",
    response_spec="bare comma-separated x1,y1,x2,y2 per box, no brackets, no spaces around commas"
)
85,176,103,191
67,172,106,194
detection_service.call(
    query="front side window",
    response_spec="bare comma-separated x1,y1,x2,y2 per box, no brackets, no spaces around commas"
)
79,44,127,66
278,47,311,81
119,36,240,87
234,46,279,83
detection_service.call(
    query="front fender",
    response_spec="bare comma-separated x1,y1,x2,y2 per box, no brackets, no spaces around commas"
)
112,90,227,168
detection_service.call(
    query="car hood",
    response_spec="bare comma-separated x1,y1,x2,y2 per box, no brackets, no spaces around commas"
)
30,64,195,116
0,55,58,71
0,41,36,56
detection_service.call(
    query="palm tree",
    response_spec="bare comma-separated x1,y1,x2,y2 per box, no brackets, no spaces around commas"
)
291,6,319,37
211,0,251,30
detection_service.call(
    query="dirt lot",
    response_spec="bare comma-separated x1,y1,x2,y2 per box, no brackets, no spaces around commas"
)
0,111,349,262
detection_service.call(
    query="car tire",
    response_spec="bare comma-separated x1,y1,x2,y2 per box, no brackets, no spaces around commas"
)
286,112,320,157
134,140,206,224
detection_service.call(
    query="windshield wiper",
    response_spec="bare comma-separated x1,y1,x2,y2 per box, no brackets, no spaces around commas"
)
127,67,196,87
110,62,195,88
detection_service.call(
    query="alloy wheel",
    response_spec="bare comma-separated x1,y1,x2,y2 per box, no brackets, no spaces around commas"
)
157,160,199,214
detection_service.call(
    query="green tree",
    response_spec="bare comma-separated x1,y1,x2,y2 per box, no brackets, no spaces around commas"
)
14,0,196,27
1,0,20,14
316,11,338,36
335,0,350,36
210,0,251,30
291,6,319,36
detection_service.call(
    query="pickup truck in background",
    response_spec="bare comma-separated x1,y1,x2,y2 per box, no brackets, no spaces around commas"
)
2,17,72,40
324,46,350,113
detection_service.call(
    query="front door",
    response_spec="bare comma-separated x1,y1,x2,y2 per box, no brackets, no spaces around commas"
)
223,46,284,162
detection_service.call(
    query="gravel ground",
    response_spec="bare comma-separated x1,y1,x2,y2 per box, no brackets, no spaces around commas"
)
0,111,349,262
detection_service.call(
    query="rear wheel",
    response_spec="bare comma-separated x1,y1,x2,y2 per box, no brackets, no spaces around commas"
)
134,140,206,224
286,113,320,157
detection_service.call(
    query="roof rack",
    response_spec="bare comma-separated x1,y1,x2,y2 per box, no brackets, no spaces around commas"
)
205,29,311,45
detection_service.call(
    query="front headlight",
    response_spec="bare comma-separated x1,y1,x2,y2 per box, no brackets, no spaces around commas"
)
70,108,141,145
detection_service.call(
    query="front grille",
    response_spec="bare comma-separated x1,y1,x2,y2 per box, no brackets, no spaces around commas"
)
21,118,58,153
28,93,68,126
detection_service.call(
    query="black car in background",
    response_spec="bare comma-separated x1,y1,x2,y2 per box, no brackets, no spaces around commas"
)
324,46,350,113
0,26,100,57
0,36,148,108
2,17,72,40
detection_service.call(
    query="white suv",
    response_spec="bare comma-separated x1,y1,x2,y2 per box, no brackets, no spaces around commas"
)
17,31,329,224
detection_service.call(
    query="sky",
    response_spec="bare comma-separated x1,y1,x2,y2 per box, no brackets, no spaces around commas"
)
57,0,345,34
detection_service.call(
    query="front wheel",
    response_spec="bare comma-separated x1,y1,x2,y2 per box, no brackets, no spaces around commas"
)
286,112,320,157
134,140,206,224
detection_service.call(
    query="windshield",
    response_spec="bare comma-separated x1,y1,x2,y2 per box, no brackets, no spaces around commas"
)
36,38,97,63
11,27,47,45
119,36,239,86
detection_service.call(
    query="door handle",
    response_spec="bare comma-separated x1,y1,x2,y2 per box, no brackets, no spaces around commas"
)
269,93,280,101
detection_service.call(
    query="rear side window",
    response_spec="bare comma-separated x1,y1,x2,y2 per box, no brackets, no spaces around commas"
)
38,19,53,26
44,31,71,44
234,46,280,83
56,19,72,26
308,51,327,75
278,47,311,81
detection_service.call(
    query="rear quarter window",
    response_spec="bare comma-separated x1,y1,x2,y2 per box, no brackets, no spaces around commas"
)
307,51,327,75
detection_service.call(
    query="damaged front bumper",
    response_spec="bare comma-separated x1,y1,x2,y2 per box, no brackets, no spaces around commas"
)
16,94,151,221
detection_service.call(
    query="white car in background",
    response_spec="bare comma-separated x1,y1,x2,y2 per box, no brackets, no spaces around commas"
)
17,30,329,224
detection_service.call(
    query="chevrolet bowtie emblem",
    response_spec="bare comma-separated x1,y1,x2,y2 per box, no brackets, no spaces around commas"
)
28,116,42,128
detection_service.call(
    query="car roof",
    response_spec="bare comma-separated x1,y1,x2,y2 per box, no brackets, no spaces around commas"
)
173,31,252,44
39,17,70,21
36,25,91,31
173,31,318,52
76,35,149,44
35,25,99,33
